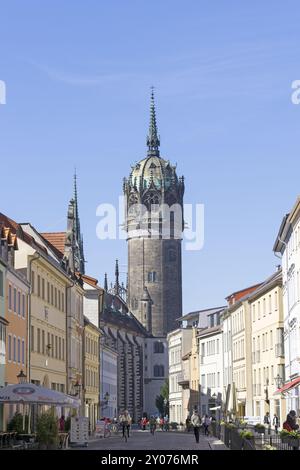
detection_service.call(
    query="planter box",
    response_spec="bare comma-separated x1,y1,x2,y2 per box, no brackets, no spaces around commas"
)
288,438,300,448
281,436,289,444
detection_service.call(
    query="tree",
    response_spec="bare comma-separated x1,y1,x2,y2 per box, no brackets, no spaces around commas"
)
155,379,169,415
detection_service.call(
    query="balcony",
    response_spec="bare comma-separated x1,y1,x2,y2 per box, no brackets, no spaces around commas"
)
275,343,284,358
177,373,190,387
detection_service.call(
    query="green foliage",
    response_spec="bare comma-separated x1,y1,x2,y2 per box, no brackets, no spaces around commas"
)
225,423,236,429
280,429,290,438
240,430,254,440
288,430,300,439
155,378,169,415
254,423,265,430
263,444,276,450
36,411,58,447
7,412,28,433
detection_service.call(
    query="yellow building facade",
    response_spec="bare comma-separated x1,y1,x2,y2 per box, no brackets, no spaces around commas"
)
83,316,100,432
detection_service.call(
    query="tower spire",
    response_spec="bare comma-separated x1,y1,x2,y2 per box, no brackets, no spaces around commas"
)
147,87,160,156
104,273,108,291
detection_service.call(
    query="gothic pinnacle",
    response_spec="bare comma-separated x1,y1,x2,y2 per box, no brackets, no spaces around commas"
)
147,87,160,156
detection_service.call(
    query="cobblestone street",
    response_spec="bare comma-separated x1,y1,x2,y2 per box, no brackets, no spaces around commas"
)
73,430,227,451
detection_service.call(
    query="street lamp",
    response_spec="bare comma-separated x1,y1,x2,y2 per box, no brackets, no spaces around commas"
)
264,378,270,405
17,370,27,384
274,374,284,389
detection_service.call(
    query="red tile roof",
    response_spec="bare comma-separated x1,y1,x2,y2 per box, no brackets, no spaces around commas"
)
40,232,66,257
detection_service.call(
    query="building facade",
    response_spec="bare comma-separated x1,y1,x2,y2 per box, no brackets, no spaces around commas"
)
83,316,100,432
167,328,193,424
274,197,300,413
198,325,223,418
248,270,286,425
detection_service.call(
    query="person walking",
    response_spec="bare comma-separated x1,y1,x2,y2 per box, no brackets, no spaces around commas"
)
204,415,211,436
191,410,201,443
272,414,279,434
59,415,65,432
186,415,191,432
149,416,156,435
119,410,131,441
164,415,169,432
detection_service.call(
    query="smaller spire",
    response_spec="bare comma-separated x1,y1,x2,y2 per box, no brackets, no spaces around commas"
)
115,259,119,294
147,87,160,156
104,273,108,291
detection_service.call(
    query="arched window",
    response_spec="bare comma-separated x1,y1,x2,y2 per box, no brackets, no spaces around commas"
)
154,364,165,377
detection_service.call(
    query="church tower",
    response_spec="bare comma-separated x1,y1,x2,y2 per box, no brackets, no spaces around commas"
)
123,90,184,336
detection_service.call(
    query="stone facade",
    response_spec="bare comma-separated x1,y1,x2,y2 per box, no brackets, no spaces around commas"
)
123,91,184,337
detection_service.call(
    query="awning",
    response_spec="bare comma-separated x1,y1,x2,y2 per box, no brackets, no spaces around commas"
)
274,376,300,395
209,406,221,411
0,383,80,407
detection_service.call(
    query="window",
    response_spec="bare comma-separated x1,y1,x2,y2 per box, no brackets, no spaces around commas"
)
58,291,61,310
31,326,34,352
42,278,45,300
22,294,25,318
9,285,12,310
263,298,266,316
62,339,65,360
8,334,12,361
13,288,17,312
167,248,176,262
17,338,20,363
55,336,58,358
59,337,61,359
51,285,54,305
51,334,54,357
13,336,16,362
22,339,25,365
47,282,50,303
252,304,256,322
31,271,35,294
154,341,164,353
0,271,3,297
54,288,57,308
17,291,20,315
153,365,164,377
258,301,261,320
37,275,41,297
148,272,157,283
61,293,65,312
37,328,40,353
268,295,272,313
270,330,273,349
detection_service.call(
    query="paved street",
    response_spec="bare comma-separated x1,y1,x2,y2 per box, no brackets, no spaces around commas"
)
74,430,227,450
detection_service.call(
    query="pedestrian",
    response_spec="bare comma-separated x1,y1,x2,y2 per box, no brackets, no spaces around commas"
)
191,410,201,443
264,412,270,425
160,416,164,431
119,410,131,440
141,416,147,431
204,415,211,436
149,416,156,435
185,415,191,432
59,415,65,432
283,410,299,450
164,415,169,432
272,414,279,434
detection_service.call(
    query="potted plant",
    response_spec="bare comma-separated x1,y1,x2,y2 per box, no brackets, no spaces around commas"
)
225,422,236,430
36,410,58,450
280,429,290,444
287,430,300,448
7,412,29,439
240,430,254,440
254,423,265,434
238,420,247,429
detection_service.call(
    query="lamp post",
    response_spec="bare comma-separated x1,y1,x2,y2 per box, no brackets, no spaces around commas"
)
17,370,28,431
274,374,283,389
17,369,27,384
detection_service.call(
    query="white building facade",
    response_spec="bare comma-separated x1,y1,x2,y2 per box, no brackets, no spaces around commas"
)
274,197,300,413
198,325,224,418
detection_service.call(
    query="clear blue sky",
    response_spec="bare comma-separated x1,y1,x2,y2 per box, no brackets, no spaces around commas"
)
1,1,300,313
